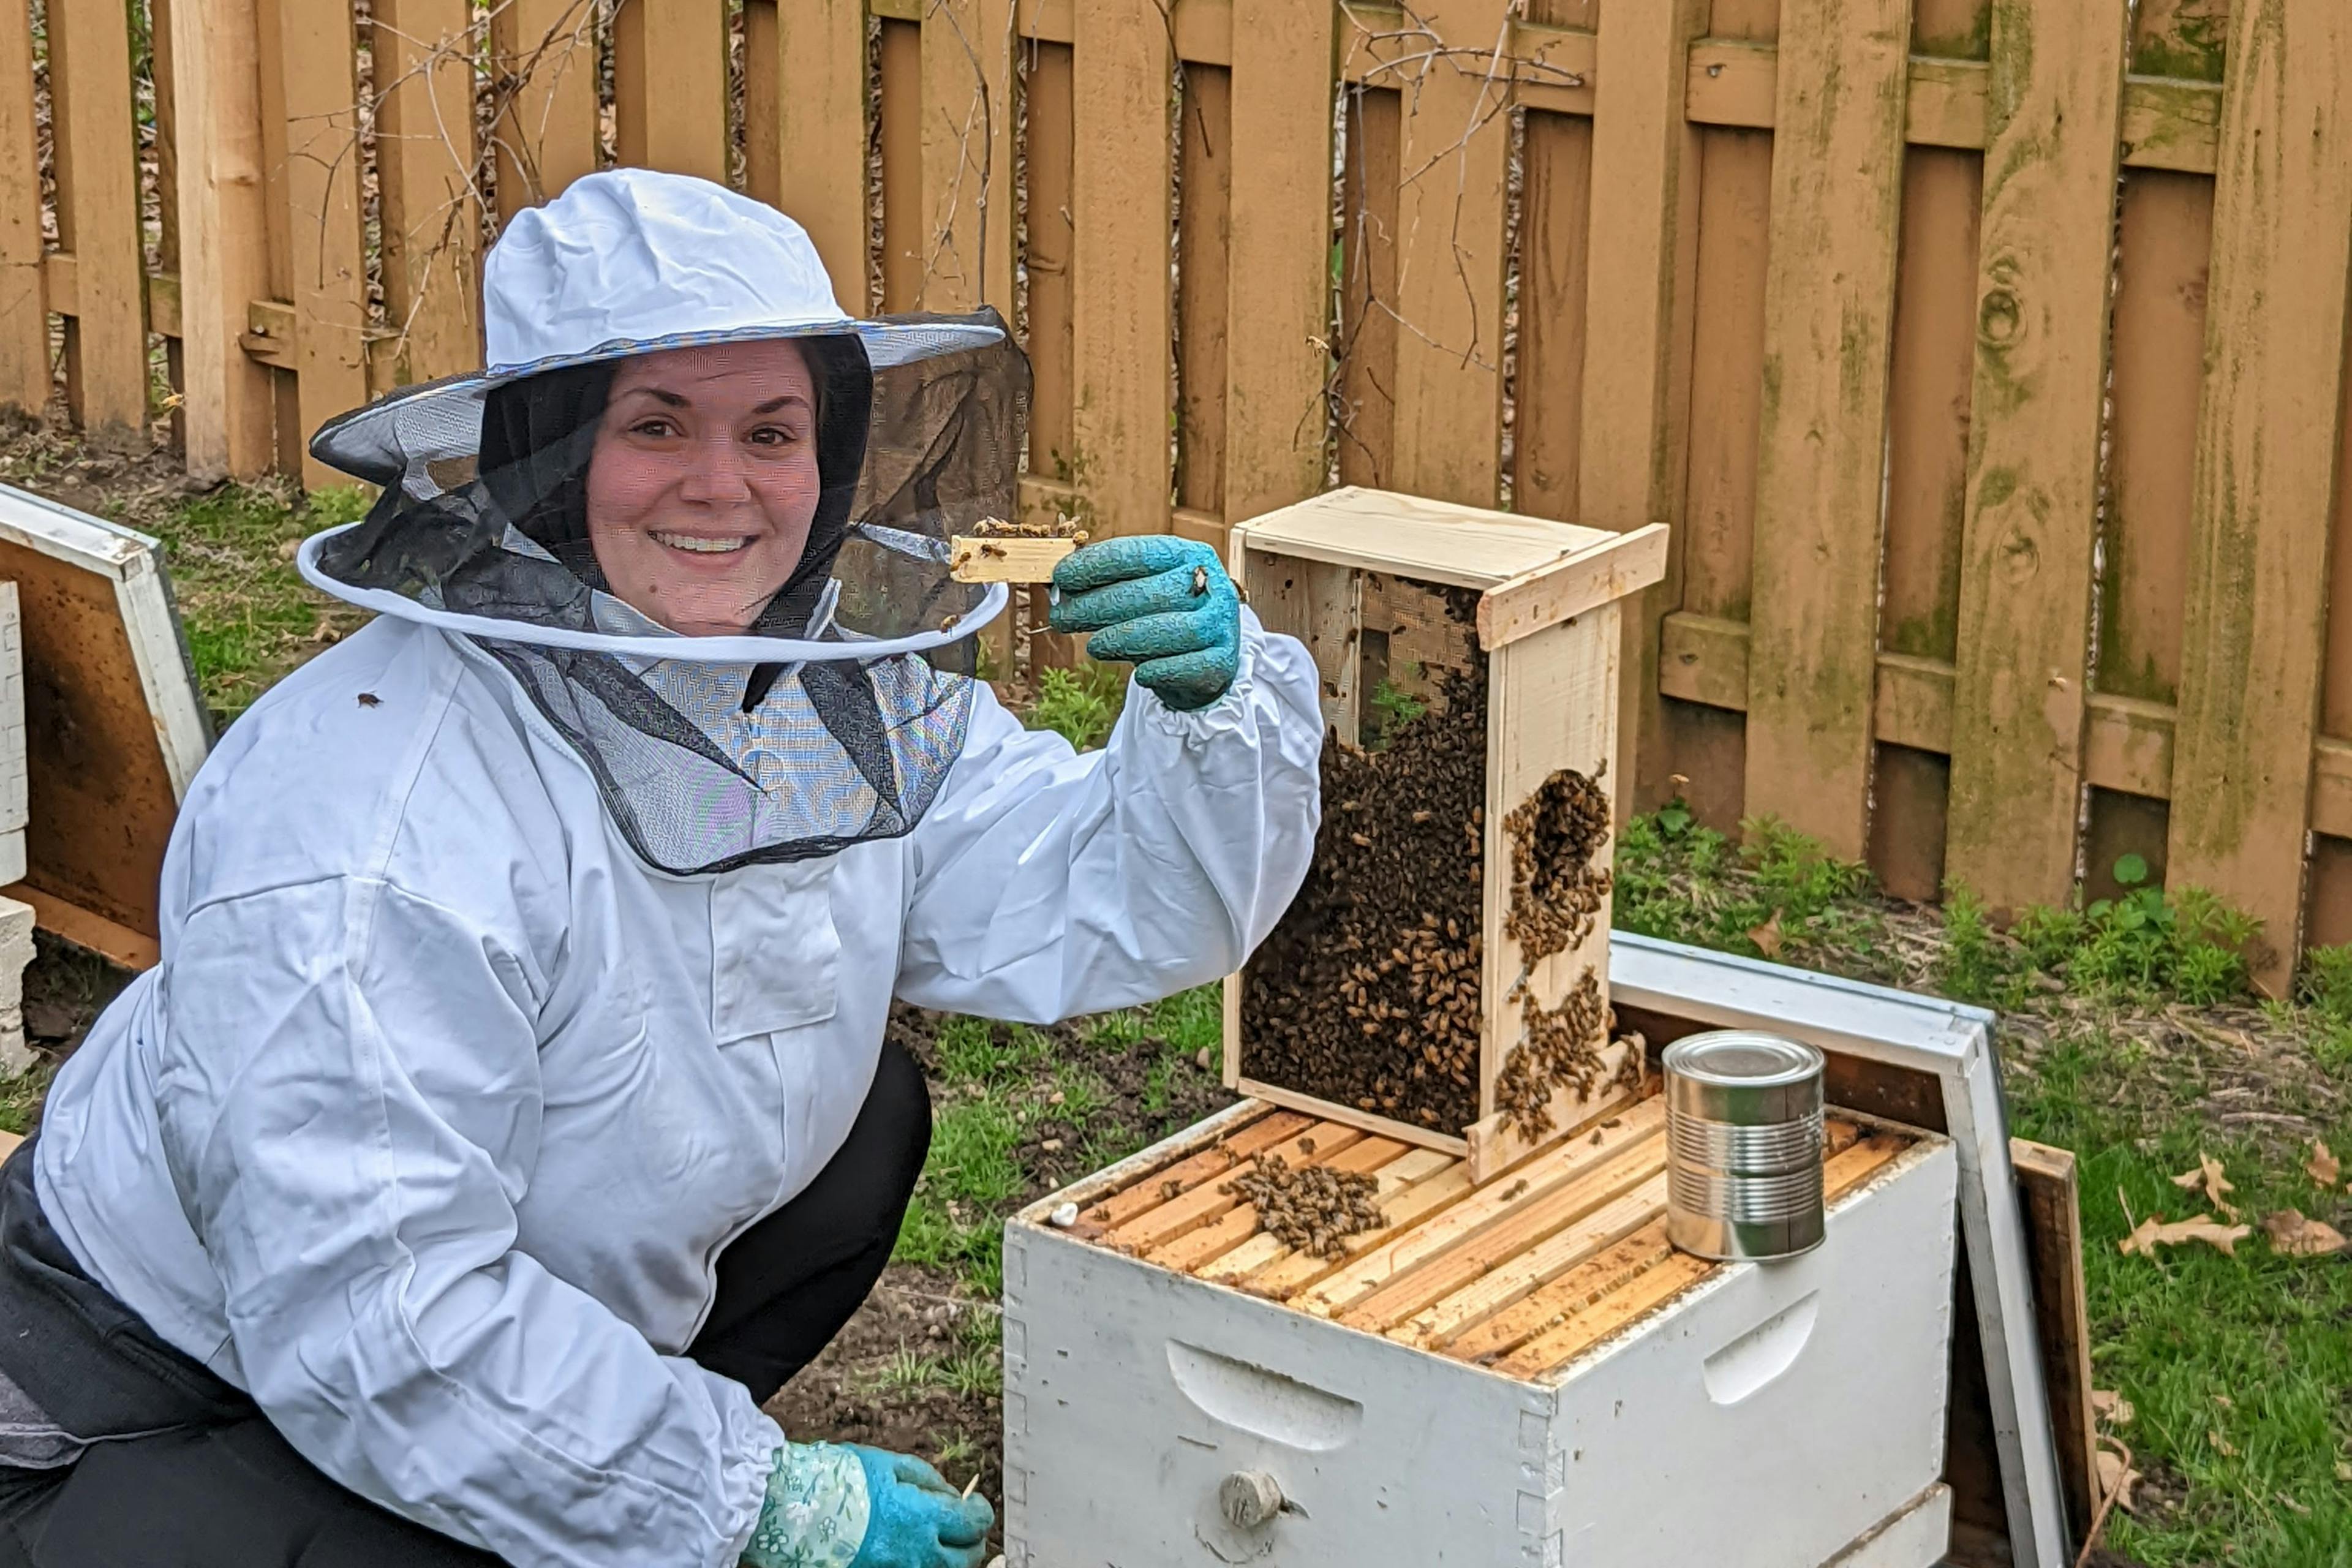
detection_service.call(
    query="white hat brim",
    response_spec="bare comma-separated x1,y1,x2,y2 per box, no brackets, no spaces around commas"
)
311,315,1004,481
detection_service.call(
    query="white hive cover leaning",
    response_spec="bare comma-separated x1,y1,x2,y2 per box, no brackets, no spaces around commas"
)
0,483,210,967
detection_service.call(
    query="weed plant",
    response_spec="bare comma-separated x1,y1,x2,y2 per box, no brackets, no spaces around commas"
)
1613,803,1881,965
1020,662,1127,751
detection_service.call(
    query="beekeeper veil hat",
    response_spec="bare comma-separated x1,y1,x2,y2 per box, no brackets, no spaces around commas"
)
298,168,1029,875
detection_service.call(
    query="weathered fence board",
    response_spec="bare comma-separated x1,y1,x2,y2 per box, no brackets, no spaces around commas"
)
0,0,43,415
1175,64,1231,522
375,0,481,385
1380,0,1511,509
1743,0,1913,863
489,0,598,224
614,0,728,185
1578,0,1704,820
2168,0,2352,990
1945,0,2132,917
773,0,869,303
1336,84,1400,491
270,0,369,489
48,0,148,439
1068,0,1172,537
1220,0,1333,526
1871,146,1979,903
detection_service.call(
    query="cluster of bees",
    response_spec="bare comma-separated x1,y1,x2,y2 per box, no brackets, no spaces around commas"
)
1220,1155,1387,1260
1502,766,1615,966
1243,583,1629,1145
967,511,1088,540
1241,593,1491,1130
1493,969,1611,1140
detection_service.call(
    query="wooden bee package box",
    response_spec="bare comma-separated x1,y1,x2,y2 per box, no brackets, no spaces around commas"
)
1221,488,1669,1182
1003,958,1966,1568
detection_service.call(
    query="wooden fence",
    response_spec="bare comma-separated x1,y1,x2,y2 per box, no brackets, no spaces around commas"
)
10,0,2352,987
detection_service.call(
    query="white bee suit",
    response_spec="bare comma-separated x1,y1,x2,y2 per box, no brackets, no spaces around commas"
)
32,604,1321,1566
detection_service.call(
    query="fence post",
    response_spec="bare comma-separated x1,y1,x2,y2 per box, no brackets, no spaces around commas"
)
1942,1,2131,918
1070,0,1173,536
0,0,44,417
919,0,1017,318
1740,0,1912,864
491,0,600,223
48,0,149,443
169,0,274,477
1580,0,1708,818
375,0,483,385
775,0,870,309
268,0,369,488
612,0,729,184
1219,0,1336,525
2169,0,2352,993
1384,0,1512,509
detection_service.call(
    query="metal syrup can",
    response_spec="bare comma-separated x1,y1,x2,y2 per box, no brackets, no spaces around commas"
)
1662,1030,1827,1261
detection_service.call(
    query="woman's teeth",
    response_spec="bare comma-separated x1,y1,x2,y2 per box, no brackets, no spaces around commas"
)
653,532,748,555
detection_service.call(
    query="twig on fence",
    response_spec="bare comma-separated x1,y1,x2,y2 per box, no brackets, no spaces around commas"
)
921,0,995,310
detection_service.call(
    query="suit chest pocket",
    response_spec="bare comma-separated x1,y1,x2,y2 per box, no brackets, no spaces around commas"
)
710,859,842,1041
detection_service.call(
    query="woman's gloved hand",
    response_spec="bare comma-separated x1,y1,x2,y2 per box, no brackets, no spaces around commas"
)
846,1446,993,1568
1048,535,1242,712
742,1441,992,1568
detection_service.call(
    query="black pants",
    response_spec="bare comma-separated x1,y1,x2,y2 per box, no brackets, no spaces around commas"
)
0,1039,931,1567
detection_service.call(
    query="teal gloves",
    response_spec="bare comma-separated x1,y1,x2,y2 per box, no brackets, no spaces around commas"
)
1049,535,1242,712
848,1446,993,1568
742,1442,992,1568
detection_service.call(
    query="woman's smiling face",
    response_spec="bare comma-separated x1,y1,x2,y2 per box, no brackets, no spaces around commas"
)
585,339,823,636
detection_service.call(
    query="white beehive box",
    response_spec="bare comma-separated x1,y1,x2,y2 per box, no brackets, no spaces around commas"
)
1005,1099,1958,1568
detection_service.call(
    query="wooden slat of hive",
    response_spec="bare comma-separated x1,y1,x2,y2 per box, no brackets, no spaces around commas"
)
1487,1129,1913,1379
1071,1107,1302,1236
1106,1120,1364,1253
1383,1170,1672,1349
1336,1151,1669,1335
1198,1147,1457,1286
1147,1136,1409,1273
1438,1219,1679,1366
1292,1099,1667,1319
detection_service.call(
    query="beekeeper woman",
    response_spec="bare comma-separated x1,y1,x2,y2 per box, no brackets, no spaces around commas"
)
0,170,1321,1567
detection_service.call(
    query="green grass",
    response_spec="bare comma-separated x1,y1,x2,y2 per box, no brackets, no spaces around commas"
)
1019,662,1127,750
1613,805,1886,967
2009,1031,2352,1566
894,987,1226,1296
0,1068,50,1138
138,482,373,725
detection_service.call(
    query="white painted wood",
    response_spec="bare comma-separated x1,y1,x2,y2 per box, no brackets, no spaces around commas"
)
1825,1484,1953,1568
0,894,35,1075
1608,932,2070,1568
1006,1129,1956,1568
0,582,25,839
1540,1138,1955,1567
0,483,213,799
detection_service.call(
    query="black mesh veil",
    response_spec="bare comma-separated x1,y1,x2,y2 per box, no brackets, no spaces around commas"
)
301,308,1029,875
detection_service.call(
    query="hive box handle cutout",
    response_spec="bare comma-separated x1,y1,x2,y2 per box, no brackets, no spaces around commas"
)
1702,1291,1820,1406
1166,1341,1363,1451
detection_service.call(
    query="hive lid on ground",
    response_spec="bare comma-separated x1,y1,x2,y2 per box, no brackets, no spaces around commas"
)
1229,486,1667,649
0,483,211,970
